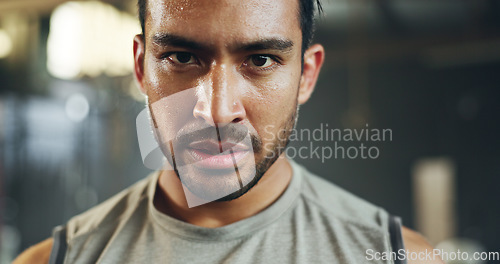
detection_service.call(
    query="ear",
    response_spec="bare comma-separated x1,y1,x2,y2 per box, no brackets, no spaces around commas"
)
298,44,325,105
133,34,146,95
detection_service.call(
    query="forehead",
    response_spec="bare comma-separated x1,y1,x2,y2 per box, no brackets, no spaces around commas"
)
145,0,301,47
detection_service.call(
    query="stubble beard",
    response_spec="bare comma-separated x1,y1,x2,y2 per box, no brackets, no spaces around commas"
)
214,101,299,202
150,99,300,203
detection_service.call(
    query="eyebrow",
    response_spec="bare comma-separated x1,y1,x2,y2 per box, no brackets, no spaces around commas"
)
151,33,294,53
152,33,210,51
236,38,294,53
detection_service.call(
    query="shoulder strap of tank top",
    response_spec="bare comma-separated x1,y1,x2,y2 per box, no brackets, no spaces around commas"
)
48,225,67,264
388,215,407,264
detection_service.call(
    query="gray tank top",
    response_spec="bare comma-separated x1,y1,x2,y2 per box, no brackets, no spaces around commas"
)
49,160,406,263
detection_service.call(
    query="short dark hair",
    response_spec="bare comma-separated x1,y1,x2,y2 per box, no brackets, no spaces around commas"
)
137,0,323,54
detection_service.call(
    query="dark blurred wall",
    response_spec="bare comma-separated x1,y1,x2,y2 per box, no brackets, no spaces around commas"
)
296,1,500,256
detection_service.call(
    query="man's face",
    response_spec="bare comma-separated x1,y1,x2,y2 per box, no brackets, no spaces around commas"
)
137,0,306,204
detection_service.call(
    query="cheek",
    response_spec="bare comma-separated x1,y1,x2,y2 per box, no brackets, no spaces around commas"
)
247,69,300,106
143,59,204,136
244,77,299,140
143,57,165,100
143,59,200,104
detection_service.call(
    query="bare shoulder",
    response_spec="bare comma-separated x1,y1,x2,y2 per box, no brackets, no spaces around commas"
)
402,226,444,264
13,238,53,264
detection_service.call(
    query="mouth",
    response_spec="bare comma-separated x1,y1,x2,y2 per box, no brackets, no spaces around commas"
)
185,140,251,170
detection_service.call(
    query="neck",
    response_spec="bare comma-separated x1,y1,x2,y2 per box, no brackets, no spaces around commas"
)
154,155,292,228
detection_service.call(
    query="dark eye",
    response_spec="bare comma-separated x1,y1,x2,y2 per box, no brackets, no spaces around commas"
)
168,52,197,64
249,55,275,68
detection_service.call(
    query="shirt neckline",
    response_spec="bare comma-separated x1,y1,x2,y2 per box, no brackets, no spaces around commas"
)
147,159,303,241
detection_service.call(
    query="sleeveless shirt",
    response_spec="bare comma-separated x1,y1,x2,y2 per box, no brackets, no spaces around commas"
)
49,160,404,263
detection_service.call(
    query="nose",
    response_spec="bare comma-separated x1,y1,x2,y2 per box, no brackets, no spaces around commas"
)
193,64,246,126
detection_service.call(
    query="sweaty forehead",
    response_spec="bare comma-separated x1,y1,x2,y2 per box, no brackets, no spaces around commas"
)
145,0,301,46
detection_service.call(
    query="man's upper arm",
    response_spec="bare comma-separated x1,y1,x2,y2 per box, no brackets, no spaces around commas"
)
402,226,445,264
13,238,53,264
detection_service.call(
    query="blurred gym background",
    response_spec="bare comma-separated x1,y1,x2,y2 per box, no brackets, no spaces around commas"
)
0,0,499,263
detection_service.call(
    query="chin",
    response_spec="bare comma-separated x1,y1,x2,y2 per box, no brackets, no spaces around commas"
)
175,151,258,203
